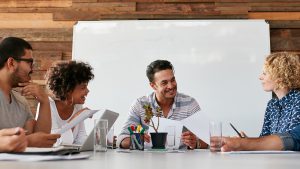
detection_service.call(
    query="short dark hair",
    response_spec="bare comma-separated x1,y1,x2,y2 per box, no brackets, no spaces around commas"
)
46,61,94,101
146,60,174,82
0,37,33,69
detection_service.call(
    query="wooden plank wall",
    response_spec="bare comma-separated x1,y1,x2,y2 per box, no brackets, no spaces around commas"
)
0,0,299,112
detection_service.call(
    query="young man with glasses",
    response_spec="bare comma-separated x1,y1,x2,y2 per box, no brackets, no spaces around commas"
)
0,37,60,151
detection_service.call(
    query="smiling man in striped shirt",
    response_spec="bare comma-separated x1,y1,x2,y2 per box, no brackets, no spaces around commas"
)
117,60,208,149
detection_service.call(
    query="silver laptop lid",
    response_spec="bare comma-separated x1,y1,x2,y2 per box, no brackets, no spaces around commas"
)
80,109,119,151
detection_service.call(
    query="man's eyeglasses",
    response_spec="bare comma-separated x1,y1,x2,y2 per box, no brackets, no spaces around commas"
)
14,58,34,66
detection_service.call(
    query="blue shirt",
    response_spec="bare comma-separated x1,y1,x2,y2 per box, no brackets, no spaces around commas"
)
289,125,300,150
276,124,300,151
260,90,300,136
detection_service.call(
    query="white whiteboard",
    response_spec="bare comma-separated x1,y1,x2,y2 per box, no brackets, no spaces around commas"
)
72,20,271,137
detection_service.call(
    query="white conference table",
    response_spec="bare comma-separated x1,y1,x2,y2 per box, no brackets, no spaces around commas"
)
1,149,300,169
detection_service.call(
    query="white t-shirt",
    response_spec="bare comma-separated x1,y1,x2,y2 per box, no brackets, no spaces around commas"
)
48,97,87,145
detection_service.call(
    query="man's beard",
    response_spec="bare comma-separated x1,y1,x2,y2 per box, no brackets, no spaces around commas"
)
11,72,21,87
164,87,177,98
11,68,32,87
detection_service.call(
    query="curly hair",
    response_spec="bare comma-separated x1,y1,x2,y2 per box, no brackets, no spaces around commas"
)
46,61,94,100
264,52,300,90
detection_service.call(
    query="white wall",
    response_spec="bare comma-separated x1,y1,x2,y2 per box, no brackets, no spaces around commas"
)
72,20,271,137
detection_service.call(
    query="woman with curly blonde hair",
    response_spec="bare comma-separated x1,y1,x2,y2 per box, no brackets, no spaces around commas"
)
260,52,300,136
211,52,300,152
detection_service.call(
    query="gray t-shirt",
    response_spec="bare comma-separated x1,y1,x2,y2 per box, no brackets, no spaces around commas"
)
0,89,34,129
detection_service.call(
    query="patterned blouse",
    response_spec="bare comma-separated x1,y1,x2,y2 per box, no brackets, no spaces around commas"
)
260,90,300,136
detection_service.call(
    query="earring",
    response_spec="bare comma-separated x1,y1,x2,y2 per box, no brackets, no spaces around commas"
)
70,96,74,105
65,96,74,106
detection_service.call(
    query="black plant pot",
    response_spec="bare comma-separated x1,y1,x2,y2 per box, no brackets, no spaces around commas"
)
150,132,168,149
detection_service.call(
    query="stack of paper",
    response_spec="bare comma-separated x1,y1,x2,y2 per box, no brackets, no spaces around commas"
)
0,153,90,162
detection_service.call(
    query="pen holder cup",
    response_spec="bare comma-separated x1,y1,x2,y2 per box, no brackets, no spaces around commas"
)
130,133,144,150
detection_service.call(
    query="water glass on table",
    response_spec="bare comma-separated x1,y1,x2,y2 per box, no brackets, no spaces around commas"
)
165,126,176,150
209,121,222,152
94,119,108,153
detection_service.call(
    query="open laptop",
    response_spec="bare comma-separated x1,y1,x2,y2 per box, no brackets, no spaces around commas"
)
21,109,118,155
62,109,119,152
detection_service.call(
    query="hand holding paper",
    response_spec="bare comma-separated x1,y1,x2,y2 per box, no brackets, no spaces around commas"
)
54,109,99,134
181,111,210,144
149,111,210,148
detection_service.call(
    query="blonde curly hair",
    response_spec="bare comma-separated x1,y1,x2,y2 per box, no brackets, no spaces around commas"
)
264,52,300,90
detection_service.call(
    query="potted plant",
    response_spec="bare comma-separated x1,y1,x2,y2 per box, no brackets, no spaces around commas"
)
143,104,167,149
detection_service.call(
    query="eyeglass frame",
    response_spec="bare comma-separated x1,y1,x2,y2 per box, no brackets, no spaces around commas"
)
13,57,34,67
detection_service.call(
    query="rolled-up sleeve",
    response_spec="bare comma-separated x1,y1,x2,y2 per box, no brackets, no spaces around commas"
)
289,125,300,151
275,125,300,151
275,133,295,151
116,99,147,148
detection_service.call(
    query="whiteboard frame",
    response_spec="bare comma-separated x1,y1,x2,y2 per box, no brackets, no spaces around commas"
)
72,20,271,137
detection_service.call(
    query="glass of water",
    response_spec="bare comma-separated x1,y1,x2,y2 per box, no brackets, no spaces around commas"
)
94,119,108,153
209,121,222,152
165,126,176,150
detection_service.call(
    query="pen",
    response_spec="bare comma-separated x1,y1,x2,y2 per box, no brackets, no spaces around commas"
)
130,125,135,133
128,127,136,149
137,125,141,133
140,128,145,134
128,127,142,149
229,123,244,138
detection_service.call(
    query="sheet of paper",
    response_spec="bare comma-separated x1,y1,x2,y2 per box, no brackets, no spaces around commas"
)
116,149,185,153
0,154,90,161
148,117,183,149
55,109,99,134
25,147,66,153
24,146,79,153
222,151,299,154
181,111,210,144
144,149,185,153
148,111,210,147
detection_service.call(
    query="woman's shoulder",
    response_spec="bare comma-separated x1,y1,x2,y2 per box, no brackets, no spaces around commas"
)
73,104,84,112
288,90,300,104
267,98,277,106
48,96,57,105
292,89,300,98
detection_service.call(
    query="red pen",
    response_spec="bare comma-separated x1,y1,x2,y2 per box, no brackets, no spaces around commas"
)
130,125,135,132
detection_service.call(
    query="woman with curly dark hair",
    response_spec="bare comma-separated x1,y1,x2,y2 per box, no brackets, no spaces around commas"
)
39,61,94,145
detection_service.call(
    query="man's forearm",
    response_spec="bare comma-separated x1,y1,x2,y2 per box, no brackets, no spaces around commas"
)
120,137,130,149
34,100,51,133
240,135,283,151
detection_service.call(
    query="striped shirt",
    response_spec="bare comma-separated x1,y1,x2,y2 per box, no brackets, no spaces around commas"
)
117,92,201,147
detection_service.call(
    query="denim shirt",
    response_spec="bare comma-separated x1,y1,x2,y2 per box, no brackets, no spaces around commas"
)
260,90,300,136
276,124,300,151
